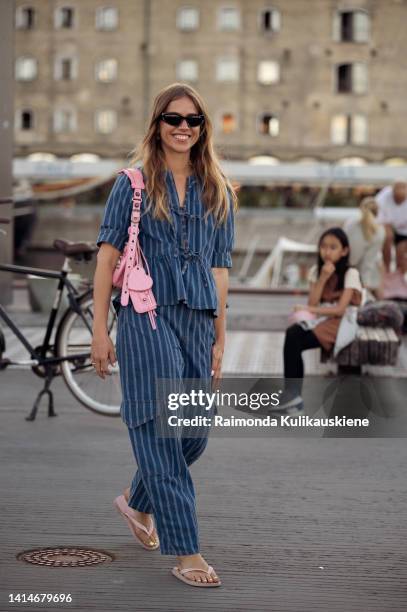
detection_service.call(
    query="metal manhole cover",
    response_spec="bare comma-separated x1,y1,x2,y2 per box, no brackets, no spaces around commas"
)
17,547,114,567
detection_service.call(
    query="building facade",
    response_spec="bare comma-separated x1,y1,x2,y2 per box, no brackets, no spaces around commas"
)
13,0,407,162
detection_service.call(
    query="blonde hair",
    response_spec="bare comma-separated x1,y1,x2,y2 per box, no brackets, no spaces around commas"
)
128,83,238,224
359,197,379,241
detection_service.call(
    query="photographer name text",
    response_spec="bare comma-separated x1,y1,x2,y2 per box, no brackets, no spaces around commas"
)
167,415,370,428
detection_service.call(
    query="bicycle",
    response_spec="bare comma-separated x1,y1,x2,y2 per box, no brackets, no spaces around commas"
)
0,219,121,421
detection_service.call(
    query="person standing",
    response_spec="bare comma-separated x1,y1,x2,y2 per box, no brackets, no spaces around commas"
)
91,83,236,587
343,197,385,299
376,180,407,274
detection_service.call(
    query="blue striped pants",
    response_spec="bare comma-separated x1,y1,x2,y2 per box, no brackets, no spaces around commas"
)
127,421,208,555
117,303,216,555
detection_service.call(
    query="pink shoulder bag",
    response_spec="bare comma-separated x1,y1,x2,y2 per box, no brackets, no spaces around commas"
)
112,168,157,330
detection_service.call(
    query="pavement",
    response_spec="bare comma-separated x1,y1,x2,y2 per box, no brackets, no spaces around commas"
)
1,370,407,612
1,289,407,611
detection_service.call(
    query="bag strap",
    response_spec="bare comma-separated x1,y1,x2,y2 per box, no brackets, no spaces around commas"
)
118,168,145,307
120,167,145,190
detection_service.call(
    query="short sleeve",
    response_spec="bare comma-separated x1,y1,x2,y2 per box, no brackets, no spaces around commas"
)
344,267,363,291
211,191,235,268
96,173,133,251
375,187,391,225
307,264,318,284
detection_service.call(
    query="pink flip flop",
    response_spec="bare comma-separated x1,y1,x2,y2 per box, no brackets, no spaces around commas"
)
171,565,221,587
113,495,159,551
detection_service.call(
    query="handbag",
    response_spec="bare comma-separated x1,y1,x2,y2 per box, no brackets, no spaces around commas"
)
112,168,157,330
357,300,404,335
288,309,317,326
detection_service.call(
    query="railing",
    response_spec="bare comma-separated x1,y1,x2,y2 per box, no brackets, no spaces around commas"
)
229,285,308,296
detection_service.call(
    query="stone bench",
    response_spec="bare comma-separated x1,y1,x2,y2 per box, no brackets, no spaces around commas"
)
320,326,401,372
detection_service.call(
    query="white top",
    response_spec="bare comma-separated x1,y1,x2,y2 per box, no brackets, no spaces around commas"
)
376,186,407,236
307,264,363,293
343,217,385,289
302,265,364,355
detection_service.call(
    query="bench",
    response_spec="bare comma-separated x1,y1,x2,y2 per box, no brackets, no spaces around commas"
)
320,326,401,373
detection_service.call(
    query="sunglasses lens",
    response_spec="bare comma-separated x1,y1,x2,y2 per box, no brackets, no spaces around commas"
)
161,114,204,128
187,116,204,127
162,114,182,126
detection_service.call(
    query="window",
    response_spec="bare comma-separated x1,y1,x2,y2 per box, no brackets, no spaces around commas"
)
15,6,35,29
218,7,240,31
336,63,367,94
216,57,239,81
333,10,369,43
221,113,237,134
95,109,117,133
352,114,368,144
331,114,347,144
258,60,280,85
259,114,279,136
70,153,101,162
96,7,118,30
177,7,199,31
27,152,57,162
53,108,76,132
15,57,37,80
55,7,74,29
352,63,368,94
337,64,351,93
95,59,118,82
21,110,33,130
260,8,281,33
331,114,368,144
176,60,198,82
16,109,34,130
54,56,77,80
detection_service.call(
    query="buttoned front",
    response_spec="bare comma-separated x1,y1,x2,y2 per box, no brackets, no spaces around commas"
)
96,168,234,314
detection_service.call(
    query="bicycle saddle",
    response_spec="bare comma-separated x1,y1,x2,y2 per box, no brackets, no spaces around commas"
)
54,239,98,256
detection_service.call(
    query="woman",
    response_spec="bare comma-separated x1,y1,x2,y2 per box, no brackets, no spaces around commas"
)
343,197,385,299
277,227,363,413
91,83,236,587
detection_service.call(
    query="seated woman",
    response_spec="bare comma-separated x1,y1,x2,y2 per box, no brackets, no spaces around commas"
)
276,227,364,413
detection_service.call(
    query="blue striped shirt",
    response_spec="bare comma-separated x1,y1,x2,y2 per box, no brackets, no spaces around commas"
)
96,169,235,313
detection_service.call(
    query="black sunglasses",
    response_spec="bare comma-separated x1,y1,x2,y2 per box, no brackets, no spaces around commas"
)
160,112,205,128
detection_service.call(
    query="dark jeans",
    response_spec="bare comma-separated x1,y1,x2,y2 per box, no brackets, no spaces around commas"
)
283,323,321,394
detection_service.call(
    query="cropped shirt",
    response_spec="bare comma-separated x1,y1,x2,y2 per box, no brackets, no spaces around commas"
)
96,168,235,314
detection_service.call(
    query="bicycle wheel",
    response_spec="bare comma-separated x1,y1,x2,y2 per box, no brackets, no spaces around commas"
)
56,291,121,416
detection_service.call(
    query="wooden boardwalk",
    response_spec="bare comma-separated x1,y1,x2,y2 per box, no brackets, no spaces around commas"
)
3,323,407,379
1,371,407,611
4,291,407,377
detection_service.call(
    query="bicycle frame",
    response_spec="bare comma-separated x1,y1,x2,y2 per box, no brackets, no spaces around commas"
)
0,258,92,368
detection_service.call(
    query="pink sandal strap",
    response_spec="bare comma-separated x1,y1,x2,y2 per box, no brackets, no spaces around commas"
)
125,512,154,536
114,496,154,536
179,565,214,577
